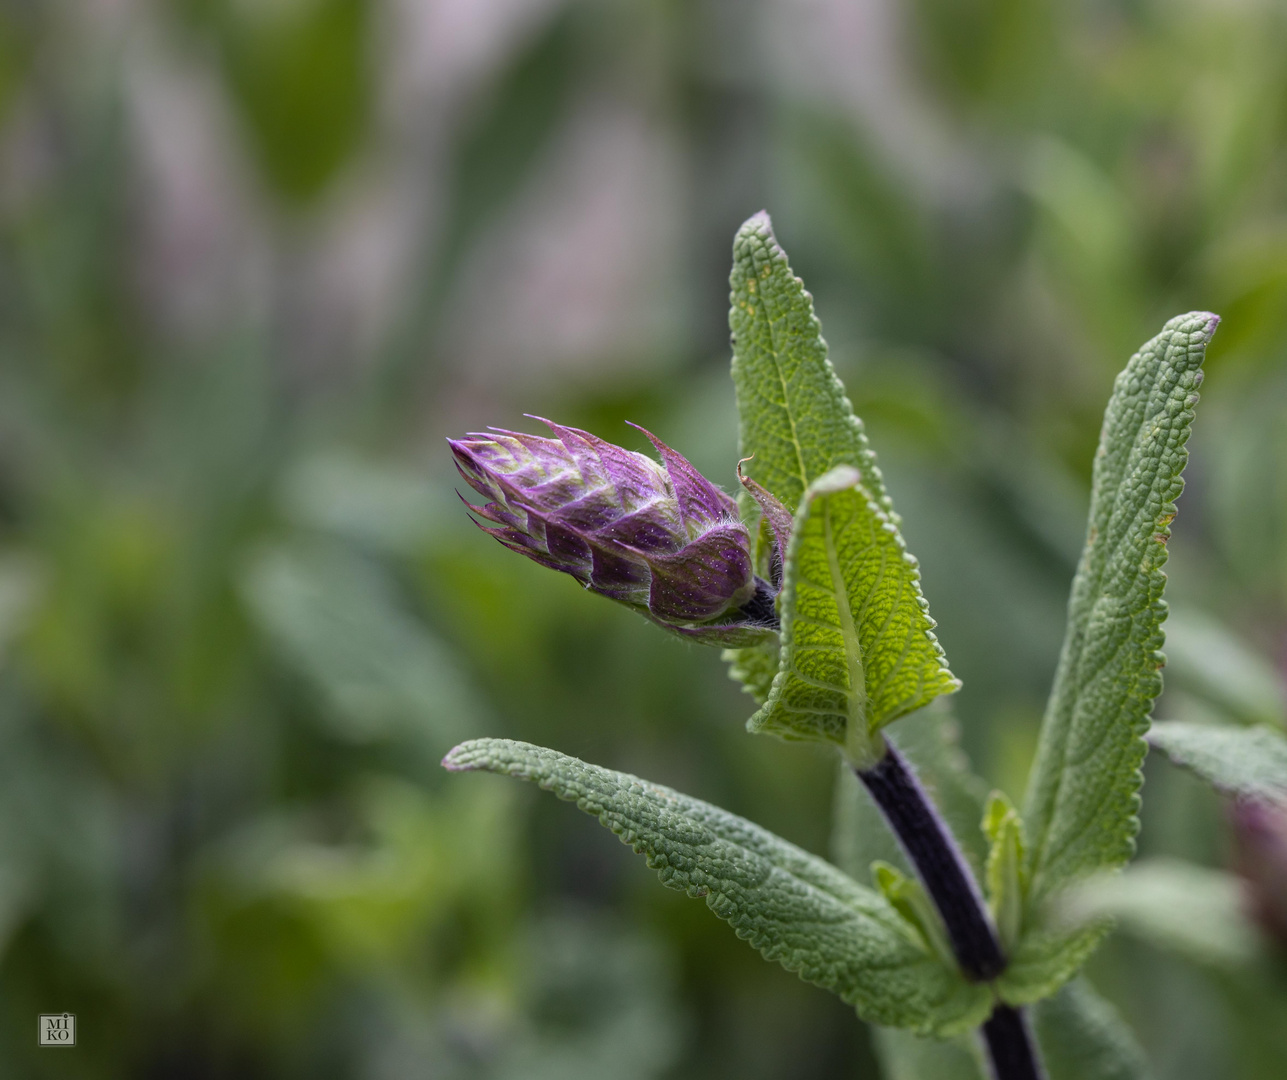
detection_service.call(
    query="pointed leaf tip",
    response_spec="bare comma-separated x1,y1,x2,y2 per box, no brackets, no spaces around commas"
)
748,466,959,747
442,737,991,1035
727,219,956,745
1178,310,1219,337
812,464,862,495
1023,312,1218,904
441,743,478,771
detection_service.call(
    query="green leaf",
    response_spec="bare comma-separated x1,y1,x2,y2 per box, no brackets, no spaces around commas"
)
873,979,1151,1080
872,1026,986,1080
1148,720,1287,799
1032,979,1153,1080
872,861,954,967
444,738,992,1035
725,213,958,748
982,792,1026,953
722,638,779,706
282,451,455,555
996,920,1110,1007
1163,609,1286,727
206,0,372,203
746,466,959,760
1023,312,1219,903
998,325,1226,1002
1062,858,1265,970
729,211,891,513
241,543,481,751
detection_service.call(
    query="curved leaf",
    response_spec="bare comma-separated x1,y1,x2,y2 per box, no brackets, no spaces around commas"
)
982,792,1026,954
444,738,991,1035
874,979,1151,1080
1033,979,1153,1080
724,213,958,735
1062,859,1265,970
996,921,1110,1007
1023,312,1218,903
746,465,959,759
1148,720,1287,799
729,212,892,513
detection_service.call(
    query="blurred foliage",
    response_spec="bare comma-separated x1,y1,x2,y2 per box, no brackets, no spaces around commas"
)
204,0,372,205
0,0,1285,1076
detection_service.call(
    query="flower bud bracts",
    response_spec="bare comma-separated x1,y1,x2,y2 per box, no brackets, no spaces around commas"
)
449,418,778,646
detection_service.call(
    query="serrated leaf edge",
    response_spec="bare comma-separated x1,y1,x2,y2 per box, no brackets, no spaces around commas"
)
445,737,993,1035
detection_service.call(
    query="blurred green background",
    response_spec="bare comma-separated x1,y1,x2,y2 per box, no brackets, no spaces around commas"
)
2,0,1286,1076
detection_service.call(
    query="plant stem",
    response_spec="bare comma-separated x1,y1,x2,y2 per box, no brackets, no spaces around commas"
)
856,739,1005,981
982,1003,1046,1080
856,740,1046,1080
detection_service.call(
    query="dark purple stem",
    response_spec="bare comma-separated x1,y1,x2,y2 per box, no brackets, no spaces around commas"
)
856,740,1044,1080
856,740,1005,981
982,1004,1047,1080
737,576,780,630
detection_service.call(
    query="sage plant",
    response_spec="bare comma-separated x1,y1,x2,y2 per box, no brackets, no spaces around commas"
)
444,212,1220,1079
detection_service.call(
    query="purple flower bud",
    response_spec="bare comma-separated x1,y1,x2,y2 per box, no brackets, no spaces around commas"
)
449,417,777,646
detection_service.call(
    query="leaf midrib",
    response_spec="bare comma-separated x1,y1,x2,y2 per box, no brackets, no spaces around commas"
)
760,261,810,504
823,503,868,737
1029,409,1157,888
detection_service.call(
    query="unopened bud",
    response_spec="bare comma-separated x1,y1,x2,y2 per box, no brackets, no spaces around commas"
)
449,418,778,646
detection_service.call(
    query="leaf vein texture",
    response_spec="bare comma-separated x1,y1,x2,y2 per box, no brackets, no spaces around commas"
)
1023,312,1217,905
729,213,958,746
444,738,991,1034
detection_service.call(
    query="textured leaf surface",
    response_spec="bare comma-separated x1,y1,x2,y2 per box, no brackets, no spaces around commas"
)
444,738,991,1035
1023,312,1218,902
982,793,1026,953
729,212,890,513
722,638,779,706
996,921,1110,1006
873,861,954,966
1148,720,1287,799
747,466,959,755
874,979,1150,1080
725,213,957,743
1062,858,1265,970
